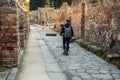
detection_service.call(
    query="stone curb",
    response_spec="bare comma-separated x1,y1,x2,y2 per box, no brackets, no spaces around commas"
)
75,39,120,69
0,68,18,80
38,38,68,80
0,69,10,80
7,68,18,80
0,47,24,80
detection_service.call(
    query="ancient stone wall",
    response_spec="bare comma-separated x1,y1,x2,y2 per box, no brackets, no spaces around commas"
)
54,2,71,30
0,0,30,67
85,0,120,52
18,8,30,48
71,0,120,52
71,0,83,38
37,7,55,26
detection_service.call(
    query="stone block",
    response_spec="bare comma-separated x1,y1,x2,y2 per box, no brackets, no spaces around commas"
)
0,8,16,14
89,45,102,53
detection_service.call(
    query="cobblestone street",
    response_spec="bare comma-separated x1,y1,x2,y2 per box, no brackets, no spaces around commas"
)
1,0,120,80
36,24,120,80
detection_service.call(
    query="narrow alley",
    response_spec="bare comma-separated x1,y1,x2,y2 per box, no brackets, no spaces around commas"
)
17,24,120,80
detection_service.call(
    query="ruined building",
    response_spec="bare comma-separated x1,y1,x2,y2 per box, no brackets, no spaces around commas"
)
55,2,71,30
56,0,120,53
37,7,55,26
0,0,30,67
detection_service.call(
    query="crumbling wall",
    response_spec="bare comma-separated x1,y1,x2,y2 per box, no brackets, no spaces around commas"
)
37,7,55,26
55,2,70,30
85,0,120,52
71,0,120,53
0,0,30,67
71,0,83,38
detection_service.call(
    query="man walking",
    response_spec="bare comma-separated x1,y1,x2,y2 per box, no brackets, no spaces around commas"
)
60,20,74,55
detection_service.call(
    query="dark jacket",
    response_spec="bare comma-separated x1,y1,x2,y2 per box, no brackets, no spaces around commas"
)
60,23,74,38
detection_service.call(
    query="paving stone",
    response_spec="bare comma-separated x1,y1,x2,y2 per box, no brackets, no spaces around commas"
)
77,69,85,73
112,74,120,79
92,79,101,80
89,45,102,53
72,72,87,76
38,40,47,45
72,76,82,80
59,65,68,71
86,69,99,74
48,72,68,80
0,70,10,80
80,74,93,80
102,79,113,80
99,70,109,74
58,57,70,62
7,68,18,80
111,70,120,74
46,62,62,72
91,74,113,79
68,65,80,70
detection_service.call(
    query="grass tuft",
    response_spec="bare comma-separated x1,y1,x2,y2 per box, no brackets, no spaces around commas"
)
0,66,7,72
78,39,120,69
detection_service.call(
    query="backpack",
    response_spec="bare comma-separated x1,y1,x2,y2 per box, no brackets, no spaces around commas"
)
64,26,72,38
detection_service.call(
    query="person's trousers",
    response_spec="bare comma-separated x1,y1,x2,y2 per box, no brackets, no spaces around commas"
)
63,37,71,51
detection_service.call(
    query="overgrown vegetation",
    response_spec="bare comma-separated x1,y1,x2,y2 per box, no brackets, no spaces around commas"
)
0,66,8,72
78,39,120,69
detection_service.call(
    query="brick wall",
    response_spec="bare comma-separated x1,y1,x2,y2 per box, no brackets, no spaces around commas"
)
55,0,120,53
0,0,30,67
71,0,120,53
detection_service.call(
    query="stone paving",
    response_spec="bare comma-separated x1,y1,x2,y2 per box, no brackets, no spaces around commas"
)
0,69,10,80
37,25,120,80
1,24,120,80
0,68,18,80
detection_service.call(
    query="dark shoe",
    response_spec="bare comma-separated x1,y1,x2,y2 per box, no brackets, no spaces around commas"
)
66,51,68,55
